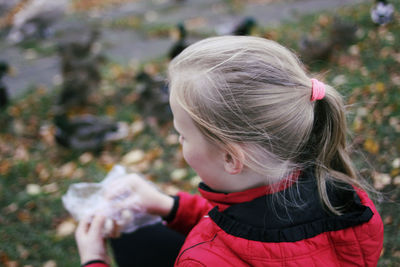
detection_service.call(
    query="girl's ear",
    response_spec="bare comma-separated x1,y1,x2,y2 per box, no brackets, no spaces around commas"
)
223,145,244,175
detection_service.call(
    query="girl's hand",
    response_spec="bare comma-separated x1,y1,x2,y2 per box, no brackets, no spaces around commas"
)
103,174,174,218
75,215,109,265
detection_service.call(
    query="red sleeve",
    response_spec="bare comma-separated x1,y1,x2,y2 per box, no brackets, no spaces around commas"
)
84,263,108,267
167,192,212,235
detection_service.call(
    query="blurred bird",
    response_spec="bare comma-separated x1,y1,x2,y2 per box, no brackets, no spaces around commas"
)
0,0,20,16
299,18,357,64
215,16,257,36
233,16,257,35
57,29,104,109
329,17,357,48
0,61,10,110
134,71,172,125
299,36,332,64
53,111,127,152
371,0,394,25
7,0,69,43
168,22,188,60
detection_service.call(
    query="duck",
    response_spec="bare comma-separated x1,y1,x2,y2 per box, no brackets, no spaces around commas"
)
0,61,10,110
7,0,69,43
168,22,188,60
0,0,20,16
57,29,104,109
232,16,257,36
298,36,333,64
371,0,394,25
134,70,172,125
329,17,357,48
53,110,127,152
299,18,358,64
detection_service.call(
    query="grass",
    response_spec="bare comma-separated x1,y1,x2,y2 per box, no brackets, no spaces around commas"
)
1,1,399,266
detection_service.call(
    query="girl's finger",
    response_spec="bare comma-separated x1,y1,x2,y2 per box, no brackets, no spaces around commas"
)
76,216,91,235
89,215,106,235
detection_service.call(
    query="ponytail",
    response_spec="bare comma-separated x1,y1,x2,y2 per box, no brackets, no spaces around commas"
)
311,84,366,215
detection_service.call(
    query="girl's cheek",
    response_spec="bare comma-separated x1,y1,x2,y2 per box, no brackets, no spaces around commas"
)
182,147,195,167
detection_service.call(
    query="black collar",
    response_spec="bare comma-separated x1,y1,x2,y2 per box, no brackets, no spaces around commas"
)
208,170,373,242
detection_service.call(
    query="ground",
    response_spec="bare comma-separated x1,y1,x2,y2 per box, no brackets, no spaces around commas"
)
0,0,399,266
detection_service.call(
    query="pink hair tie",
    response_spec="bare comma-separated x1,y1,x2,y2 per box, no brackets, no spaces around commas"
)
310,78,326,101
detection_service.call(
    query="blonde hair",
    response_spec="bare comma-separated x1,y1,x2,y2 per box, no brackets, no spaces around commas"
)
168,36,367,214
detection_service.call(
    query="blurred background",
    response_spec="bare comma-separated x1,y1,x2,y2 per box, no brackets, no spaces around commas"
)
0,0,399,266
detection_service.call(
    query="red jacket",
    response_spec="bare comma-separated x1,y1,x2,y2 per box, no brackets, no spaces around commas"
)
167,170,383,266
87,170,383,267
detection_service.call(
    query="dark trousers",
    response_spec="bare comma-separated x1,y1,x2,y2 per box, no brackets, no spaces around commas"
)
109,223,186,267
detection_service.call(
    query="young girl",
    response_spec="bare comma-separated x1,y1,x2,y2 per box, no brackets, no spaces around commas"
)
75,36,384,267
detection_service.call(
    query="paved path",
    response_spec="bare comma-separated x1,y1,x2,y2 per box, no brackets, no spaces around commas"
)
1,0,367,98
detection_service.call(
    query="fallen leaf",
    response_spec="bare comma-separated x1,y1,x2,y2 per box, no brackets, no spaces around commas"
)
166,134,179,145
130,120,145,136
356,107,368,117
56,219,76,238
144,147,163,162
5,261,18,267
391,74,400,86
26,184,41,196
348,45,360,56
72,168,85,179
170,168,188,182
190,176,202,188
15,145,29,161
17,210,31,223
363,139,379,154
79,152,94,164
17,245,29,259
38,168,51,181
121,150,145,165
393,176,400,185
4,203,18,214
57,162,77,178
389,117,400,132
39,124,55,145
0,160,11,175
332,75,347,86
161,184,180,195
383,215,393,225
372,82,385,93
352,116,363,132
372,172,391,190
43,260,57,267
42,183,59,194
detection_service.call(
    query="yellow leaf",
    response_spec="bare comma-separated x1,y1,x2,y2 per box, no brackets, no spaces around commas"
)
390,168,400,177
363,139,379,154
106,106,116,116
352,117,363,132
374,82,385,93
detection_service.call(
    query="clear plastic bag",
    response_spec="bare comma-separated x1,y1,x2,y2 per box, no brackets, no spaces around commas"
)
62,165,161,236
